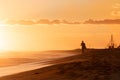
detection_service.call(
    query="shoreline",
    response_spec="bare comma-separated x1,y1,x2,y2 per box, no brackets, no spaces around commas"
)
0,50,77,77
0,49,120,80
0,61,52,77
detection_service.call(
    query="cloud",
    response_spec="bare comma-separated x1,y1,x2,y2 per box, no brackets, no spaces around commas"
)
84,19,120,24
38,19,81,24
37,19,63,24
6,19,120,25
6,19,81,25
111,11,120,16
113,3,120,8
37,19,51,24
111,3,120,16
17,20,35,25
62,20,81,24
51,20,61,24
6,20,35,25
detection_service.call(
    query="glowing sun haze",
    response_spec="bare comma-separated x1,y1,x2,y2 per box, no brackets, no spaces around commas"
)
0,0,120,51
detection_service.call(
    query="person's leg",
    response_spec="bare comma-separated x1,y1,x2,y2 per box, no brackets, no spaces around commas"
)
82,49,84,54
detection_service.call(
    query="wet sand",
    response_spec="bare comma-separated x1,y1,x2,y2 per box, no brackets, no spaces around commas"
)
0,49,120,80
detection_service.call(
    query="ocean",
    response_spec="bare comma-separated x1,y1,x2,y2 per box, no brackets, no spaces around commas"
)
0,51,75,77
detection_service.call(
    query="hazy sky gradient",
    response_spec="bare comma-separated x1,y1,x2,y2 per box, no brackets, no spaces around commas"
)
0,0,120,20
0,24,120,51
0,0,120,51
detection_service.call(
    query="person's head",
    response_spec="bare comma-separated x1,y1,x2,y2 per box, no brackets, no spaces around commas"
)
82,41,84,43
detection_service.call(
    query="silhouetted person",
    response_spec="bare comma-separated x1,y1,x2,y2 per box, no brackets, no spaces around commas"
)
117,45,120,49
81,41,86,53
109,44,114,49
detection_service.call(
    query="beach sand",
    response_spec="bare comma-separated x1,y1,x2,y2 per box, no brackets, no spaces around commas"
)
0,49,120,80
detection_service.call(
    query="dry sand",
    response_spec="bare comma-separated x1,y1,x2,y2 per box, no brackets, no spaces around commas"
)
0,49,120,80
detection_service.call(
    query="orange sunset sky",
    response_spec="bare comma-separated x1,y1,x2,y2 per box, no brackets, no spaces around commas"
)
0,0,120,51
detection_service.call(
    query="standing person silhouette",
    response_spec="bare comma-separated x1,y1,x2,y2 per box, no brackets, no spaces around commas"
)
81,41,86,53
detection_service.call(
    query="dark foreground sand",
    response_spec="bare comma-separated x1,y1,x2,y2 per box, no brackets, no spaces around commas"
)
0,49,120,80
